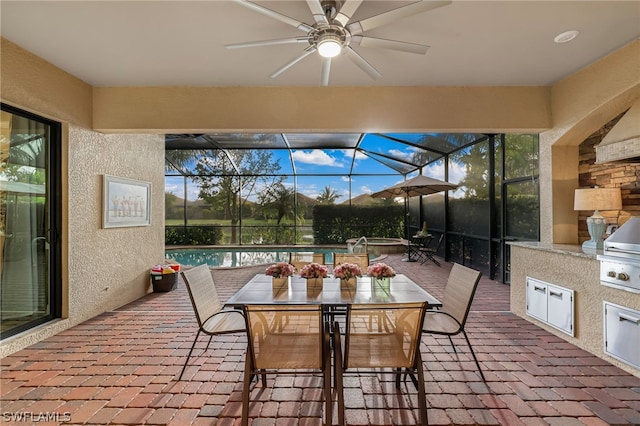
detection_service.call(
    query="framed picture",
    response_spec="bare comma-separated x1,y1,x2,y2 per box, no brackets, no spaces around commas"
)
103,175,151,228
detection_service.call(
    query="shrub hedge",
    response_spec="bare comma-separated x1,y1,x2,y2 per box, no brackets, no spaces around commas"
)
312,205,404,244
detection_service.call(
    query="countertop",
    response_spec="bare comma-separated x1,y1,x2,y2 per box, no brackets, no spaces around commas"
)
507,241,601,260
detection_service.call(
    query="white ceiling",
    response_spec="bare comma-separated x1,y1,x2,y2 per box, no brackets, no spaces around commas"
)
1,1,639,88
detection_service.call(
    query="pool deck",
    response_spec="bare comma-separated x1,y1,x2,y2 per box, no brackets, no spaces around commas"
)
2,254,640,425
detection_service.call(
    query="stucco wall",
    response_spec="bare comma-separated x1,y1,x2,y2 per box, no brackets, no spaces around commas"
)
92,86,551,133
539,39,640,244
0,41,165,357
0,127,165,357
67,128,165,317
0,38,92,128
510,244,640,377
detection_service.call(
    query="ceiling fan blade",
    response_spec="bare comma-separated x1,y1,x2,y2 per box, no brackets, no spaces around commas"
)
347,0,451,35
226,37,309,49
320,57,332,86
351,35,430,55
334,0,364,26
270,48,316,79
306,0,329,25
344,47,382,81
231,0,314,33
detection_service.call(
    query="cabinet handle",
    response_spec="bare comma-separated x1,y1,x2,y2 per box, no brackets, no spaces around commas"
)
619,313,640,325
534,286,546,293
549,291,563,299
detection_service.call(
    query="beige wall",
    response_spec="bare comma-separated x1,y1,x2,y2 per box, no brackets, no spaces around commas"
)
539,39,640,244
0,39,93,127
93,86,551,133
0,39,165,357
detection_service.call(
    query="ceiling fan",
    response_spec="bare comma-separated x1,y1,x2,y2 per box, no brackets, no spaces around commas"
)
225,0,451,86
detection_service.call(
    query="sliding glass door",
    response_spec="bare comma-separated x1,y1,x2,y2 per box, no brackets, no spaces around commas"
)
0,104,61,339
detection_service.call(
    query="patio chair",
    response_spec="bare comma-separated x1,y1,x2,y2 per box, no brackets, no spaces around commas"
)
333,252,369,269
419,234,444,266
242,305,332,426
407,234,432,262
179,264,246,380
289,252,326,272
333,302,429,426
422,262,485,381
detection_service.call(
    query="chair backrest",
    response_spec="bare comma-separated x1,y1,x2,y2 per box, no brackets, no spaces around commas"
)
333,253,369,269
244,305,326,370
181,264,223,329
428,234,444,252
289,252,326,272
441,263,482,327
342,302,427,370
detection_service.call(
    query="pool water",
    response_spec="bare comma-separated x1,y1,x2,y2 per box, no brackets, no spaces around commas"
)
166,247,352,268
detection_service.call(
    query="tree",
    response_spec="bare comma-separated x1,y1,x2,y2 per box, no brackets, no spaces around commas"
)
258,184,300,225
316,186,340,205
165,191,179,220
191,149,283,243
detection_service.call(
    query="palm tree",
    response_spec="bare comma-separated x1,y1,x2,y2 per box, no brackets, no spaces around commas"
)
316,186,340,205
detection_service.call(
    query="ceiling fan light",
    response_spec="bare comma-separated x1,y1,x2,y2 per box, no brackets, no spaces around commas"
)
317,37,342,58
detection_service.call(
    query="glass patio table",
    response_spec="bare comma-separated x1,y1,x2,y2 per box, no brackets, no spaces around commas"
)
224,274,442,309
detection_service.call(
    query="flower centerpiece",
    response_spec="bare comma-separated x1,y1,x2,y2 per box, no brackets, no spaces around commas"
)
265,262,296,278
265,262,295,289
367,262,396,289
334,262,363,289
300,262,328,288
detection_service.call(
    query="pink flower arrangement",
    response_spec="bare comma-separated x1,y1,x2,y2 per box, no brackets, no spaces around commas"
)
333,262,363,280
367,262,396,279
299,262,329,279
265,262,295,278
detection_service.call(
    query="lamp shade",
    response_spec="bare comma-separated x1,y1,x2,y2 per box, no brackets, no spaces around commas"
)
574,188,622,211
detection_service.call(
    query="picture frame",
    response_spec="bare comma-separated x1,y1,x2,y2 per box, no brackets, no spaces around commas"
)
102,175,151,228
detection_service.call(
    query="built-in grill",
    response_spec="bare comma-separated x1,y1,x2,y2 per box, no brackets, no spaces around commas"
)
598,217,640,294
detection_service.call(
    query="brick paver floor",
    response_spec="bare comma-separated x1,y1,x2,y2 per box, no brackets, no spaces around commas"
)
2,254,640,425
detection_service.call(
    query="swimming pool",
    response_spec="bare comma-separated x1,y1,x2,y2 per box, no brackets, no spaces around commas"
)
166,247,353,268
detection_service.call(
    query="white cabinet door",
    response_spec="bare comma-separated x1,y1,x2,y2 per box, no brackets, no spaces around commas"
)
526,278,547,321
604,302,640,370
547,284,574,336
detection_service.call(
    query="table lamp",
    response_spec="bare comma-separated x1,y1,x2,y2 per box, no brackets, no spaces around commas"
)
574,187,622,250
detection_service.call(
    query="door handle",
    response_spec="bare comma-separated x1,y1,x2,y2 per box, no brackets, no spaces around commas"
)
619,313,640,325
549,291,563,299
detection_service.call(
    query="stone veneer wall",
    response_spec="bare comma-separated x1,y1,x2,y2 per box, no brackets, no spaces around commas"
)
577,113,640,243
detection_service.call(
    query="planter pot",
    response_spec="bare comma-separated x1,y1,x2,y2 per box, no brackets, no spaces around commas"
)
373,277,391,290
340,277,357,290
306,277,324,289
307,286,322,299
272,277,288,290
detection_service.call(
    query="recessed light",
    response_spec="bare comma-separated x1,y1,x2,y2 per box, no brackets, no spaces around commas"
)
554,30,580,44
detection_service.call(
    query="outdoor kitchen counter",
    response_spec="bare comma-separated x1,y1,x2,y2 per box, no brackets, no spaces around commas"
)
509,242,640,378
508,241,601,259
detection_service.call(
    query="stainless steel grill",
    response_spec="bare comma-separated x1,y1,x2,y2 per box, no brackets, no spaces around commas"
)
598,217,640,294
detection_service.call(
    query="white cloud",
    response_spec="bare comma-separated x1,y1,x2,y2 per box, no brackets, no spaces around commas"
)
388,147,418,162
360,185,372,194
292,149,340,166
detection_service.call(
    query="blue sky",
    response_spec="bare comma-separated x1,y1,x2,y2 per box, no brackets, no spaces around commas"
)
165,134,469,203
